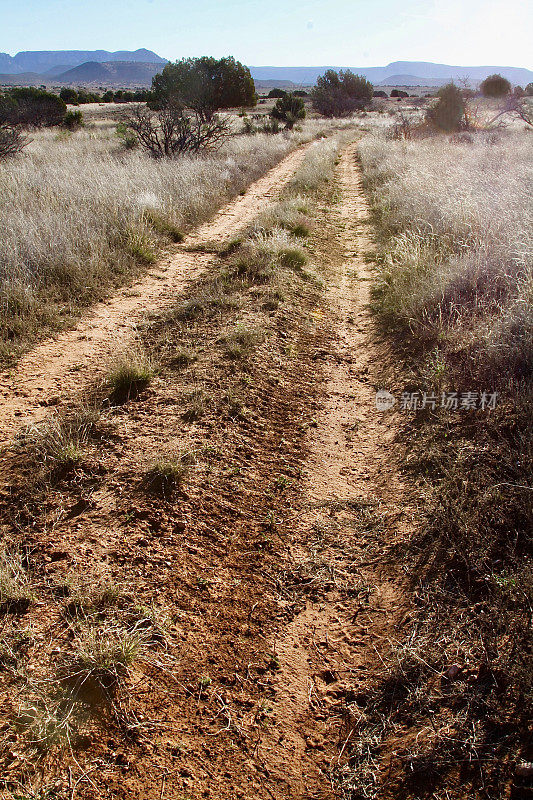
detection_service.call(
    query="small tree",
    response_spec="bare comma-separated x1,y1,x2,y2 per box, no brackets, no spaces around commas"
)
480,74,511,98
525,83,533,97
151,56,257,121
311,69,373,117
426,83,466,132
270,93,306,129
268,88,287,98
123,105,230,158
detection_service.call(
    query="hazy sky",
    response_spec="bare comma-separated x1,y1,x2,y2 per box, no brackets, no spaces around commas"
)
3,0,532,67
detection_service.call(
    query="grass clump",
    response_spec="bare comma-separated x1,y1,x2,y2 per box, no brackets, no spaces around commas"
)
181,388,207,422
63,575,124,619
18,407,98,476
125,229,157,265
59,623,144,698
219,325,260,360
0,549,33,613
171,347,198,367
144,455,190,494
144,209,184,242
106,342,154,402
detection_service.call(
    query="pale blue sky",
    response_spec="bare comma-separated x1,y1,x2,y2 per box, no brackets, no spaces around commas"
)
3,0,532,68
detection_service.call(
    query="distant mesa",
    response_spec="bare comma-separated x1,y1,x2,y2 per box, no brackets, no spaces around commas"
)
0,48,166,76
0,52,531,89
55,61,164,86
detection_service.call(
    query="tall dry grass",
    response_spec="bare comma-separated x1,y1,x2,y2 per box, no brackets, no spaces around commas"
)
359,130,533,381
0,119,342,360
356,127,532,798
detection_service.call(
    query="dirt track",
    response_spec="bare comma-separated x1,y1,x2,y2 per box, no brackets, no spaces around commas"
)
0,139,411,799
247,142,410,797
0,143,311,445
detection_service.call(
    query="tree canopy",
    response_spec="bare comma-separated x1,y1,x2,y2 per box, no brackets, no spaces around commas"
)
480,74,512,98
150,56,257,120
311,70,373,117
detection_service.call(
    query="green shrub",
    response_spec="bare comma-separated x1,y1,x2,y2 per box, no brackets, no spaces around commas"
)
63,110,83,131
480,74,511,98
5,88,66,128
426,84,466,132
270,93,306,129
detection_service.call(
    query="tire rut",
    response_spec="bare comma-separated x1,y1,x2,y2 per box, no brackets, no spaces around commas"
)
0,143,312,445
255,142,412,798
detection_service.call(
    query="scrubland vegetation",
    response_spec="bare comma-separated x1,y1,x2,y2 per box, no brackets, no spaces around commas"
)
0,59,531,797
360,130,532,379
354,124,532,797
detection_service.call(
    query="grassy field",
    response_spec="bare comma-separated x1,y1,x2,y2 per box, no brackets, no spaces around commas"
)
0,94,531,799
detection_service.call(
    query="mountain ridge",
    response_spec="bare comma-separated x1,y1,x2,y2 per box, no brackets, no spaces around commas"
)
0,52,531,88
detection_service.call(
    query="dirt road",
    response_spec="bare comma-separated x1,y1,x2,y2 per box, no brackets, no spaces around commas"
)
0,143,312,445
248,142,410,797
0,139,411,799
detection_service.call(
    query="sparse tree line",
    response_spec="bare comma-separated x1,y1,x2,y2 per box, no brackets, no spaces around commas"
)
1,60,530,161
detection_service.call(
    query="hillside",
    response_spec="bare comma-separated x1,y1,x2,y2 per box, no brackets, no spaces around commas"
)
56,60,163,86
249,61,533,86
0,48,165,75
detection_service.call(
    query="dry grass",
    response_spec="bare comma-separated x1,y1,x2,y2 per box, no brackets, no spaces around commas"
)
105,339,155,402
0,118,345,361
355,126,533,798
359,129,532,381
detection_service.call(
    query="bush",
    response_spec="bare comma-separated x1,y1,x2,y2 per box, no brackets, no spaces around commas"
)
311,69,373,117
426,83,465,132
0,123,28,160
270,93,305,129
480,73,511,97
3,88,66,128
526,83,533,97
123,105,230,158
63,110,83,131
268,88,287,98
390,89,408,98
374,90,388,98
